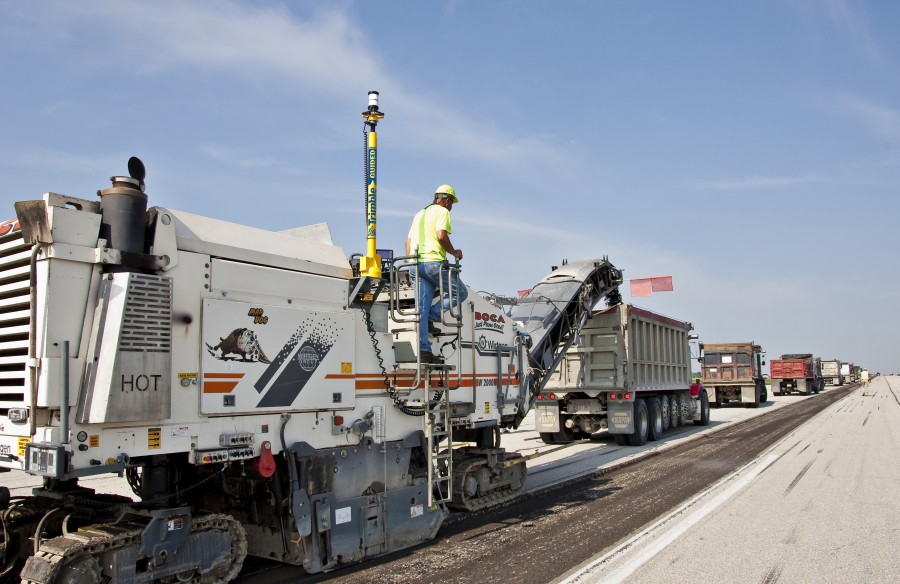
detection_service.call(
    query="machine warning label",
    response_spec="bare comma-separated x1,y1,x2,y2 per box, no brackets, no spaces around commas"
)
341,362,352,374
18,437,30,458
335,507,351,525
167,517,184,531
148,428,161,450
89,435,99,448
410,504,424,518
484,402,490,414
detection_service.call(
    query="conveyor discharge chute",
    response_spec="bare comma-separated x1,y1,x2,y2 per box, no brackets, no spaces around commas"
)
507,258,623,424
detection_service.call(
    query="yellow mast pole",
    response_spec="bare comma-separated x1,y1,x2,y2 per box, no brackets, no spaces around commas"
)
361,91,384,278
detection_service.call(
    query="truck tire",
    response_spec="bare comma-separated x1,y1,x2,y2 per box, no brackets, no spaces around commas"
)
647,397,663,441
539,427,576,444
694,390,710,426
627,399,649,446
677,392,690,425
660,395,671,431
613,433,629,446
668,394,680,429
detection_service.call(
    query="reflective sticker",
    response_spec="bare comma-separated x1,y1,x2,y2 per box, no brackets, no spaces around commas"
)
335,507,351,525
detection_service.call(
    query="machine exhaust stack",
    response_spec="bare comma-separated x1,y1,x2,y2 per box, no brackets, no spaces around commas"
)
98,156,148,272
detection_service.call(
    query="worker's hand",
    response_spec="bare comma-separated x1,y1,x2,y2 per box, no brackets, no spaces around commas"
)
452,250,463,261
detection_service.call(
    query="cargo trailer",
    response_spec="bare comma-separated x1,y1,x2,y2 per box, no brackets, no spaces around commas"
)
534,304,710,446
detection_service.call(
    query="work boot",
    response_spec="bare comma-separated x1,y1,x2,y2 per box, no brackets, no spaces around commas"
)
428,322,441,336
420,351,440,364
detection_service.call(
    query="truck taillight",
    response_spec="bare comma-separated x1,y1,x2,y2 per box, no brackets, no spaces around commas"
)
609,393,617,400
537,394,543,401
624,393,631,400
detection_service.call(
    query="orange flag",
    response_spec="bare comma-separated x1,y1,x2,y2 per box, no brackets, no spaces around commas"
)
630,276,673,296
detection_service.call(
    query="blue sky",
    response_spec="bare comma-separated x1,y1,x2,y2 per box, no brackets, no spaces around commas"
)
1,1,898,374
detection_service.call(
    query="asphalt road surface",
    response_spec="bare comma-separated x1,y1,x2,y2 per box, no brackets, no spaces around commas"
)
565,375,899,584
236,383,858,584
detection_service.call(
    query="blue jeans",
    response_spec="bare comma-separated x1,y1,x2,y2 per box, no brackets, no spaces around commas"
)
412,261,468,353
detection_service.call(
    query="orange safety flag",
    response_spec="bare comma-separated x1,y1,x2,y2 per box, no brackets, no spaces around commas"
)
651,275,673,291
629,279,652,297
629,276,673,296
517,288,532,298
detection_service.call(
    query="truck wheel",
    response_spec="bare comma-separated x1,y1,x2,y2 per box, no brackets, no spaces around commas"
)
677,392,690,425
627,399,649,446
539,428,576,444
660,395,671,431
539,433,557,444
613,433,629,446
760,384,768,403
668,394,680,429
647,397,663,441
694,390,710,426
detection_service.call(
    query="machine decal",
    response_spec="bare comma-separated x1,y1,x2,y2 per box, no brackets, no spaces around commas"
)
254,315,341,408
202,372,245,394
148,428,161,450
474,310,505,332
206,328,271,363
0,217,19,236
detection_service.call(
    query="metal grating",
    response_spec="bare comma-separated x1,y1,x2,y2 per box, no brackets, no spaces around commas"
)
0,223,30,412
120,273,172,352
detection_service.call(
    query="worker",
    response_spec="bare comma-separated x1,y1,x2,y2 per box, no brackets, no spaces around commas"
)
406,184,468,363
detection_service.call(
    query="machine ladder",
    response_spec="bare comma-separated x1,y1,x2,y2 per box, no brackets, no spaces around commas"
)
424,363,453,507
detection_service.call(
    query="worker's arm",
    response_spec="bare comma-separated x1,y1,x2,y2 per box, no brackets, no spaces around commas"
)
405,237,413,256
437,230,462,261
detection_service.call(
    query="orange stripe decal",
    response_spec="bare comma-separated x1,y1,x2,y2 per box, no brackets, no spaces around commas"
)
203,381,240,394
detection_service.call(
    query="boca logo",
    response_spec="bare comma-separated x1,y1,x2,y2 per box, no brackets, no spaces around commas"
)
474,311,505,332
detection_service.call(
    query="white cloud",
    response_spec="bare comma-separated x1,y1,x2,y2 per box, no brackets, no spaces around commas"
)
11,0,568,179
835,95,900,141
691,175,823,191
822,0,882,64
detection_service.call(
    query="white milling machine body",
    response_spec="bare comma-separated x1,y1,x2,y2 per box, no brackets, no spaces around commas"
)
0,157,624,581
0,162,531,580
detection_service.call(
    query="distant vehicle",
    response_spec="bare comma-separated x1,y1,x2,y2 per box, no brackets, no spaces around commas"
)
840,362,856,383
536,304,711,446
821,359,843,386
770,354,824,396
700,342,767,407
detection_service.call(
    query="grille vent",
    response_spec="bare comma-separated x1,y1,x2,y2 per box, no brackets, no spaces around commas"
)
119,273,172,353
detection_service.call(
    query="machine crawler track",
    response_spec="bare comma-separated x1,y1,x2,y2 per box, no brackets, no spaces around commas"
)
449,452,527,511
19,513,247,584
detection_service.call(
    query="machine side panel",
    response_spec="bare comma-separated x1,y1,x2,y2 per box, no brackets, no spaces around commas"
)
201,299,355,414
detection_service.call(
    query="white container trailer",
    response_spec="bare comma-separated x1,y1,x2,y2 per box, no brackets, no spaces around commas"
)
821,359,843,385
535,304,710,446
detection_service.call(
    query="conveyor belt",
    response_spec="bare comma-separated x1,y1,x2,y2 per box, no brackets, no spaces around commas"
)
508,258,622,426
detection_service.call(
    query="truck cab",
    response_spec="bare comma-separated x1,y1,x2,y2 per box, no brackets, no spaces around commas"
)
700,342,767,407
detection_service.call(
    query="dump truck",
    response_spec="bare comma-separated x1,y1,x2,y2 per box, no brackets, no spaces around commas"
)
840,362,855,383
534,304,711,446
0,93,627,582
821,359,843,385
770,354,823,395
700,342,767,407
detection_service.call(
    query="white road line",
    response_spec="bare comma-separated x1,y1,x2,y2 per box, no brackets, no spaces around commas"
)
559,453,779,584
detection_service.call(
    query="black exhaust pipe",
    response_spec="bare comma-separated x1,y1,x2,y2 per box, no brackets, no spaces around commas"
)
97,157,148,272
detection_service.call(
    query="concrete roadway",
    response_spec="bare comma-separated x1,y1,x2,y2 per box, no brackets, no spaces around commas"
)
560,375,900,584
